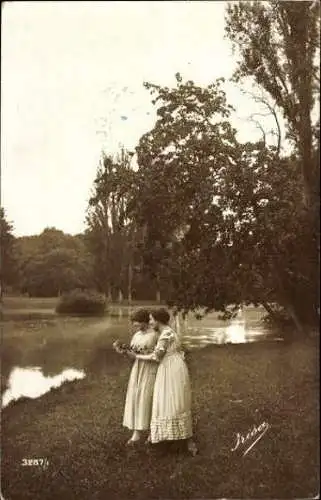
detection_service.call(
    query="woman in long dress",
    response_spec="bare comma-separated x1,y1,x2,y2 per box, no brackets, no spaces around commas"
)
131,307,197,455
113,309,158,445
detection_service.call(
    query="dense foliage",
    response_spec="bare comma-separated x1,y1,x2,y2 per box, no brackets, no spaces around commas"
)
85,149,160,301
55,288,106,315
127,0,320,332
12,229,94,297
0,208,17,292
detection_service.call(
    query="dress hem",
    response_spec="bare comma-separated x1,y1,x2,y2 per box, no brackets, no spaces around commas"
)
150,411,193,443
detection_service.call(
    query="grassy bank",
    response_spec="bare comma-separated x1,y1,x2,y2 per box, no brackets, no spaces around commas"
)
1,332,319,499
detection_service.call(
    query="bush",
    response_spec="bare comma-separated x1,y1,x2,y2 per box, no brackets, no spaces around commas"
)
262,307,293,329
55,289,106,316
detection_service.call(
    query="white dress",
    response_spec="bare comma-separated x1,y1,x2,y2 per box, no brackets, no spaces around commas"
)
123,329,159,431
150,327,193,443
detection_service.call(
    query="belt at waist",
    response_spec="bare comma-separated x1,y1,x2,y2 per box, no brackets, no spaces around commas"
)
163,350,185,359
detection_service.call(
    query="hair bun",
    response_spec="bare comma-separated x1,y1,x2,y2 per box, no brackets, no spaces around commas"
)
130,308,150,324
151,307,170,325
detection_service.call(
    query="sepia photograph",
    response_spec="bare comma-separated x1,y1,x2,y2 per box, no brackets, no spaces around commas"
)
1,1,320,499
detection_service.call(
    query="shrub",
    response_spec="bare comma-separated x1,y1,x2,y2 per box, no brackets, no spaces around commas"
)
262,307,293,329
55,289,106,316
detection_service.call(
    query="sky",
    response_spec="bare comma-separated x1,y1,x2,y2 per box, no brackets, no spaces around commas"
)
1,1,280,237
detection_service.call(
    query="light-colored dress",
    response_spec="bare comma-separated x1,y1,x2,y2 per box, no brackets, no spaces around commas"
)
150,327,193,443
123,329,159,431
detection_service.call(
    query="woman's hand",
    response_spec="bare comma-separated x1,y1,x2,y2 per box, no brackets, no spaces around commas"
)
125,349,136,359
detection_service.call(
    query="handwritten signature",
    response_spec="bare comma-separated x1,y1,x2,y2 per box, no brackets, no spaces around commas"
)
231,421,270,457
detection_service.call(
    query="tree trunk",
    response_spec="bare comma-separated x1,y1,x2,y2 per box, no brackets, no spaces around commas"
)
286,304,306,337
156,290,161,303
262,301,279,321
271,259,307,336
183,312,189,333
297,7,313,209
128,262,133,305
173,310,181,338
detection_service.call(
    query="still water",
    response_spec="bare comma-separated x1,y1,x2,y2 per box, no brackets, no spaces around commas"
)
181,308,283,348
183,321,283,348
2,308,282,409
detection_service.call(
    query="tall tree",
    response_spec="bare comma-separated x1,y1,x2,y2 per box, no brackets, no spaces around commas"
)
130,75,244,312
0,208,17,293
130,74,319,331
225,0,320,209
86,148,137,300
225,0,320,330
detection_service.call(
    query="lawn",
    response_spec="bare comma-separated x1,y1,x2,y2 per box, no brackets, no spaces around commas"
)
1,300,320,499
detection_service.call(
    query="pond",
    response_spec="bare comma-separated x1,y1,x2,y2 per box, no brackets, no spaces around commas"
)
183,315,283,347
1,307,283,408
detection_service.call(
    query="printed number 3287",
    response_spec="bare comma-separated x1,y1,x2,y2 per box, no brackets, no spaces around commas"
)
22,458,49,467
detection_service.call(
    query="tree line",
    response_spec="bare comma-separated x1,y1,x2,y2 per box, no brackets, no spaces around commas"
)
1,1,319,333
0,216,161,302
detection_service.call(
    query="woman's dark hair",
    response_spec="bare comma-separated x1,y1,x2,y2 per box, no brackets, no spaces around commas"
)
130,308,150,324
151,307,170,325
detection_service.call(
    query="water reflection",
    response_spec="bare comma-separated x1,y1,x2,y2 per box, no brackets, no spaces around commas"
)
2,366,85,408
182,313,282,348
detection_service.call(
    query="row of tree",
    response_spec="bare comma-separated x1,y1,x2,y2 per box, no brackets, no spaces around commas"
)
0,218,160,301
1,1,319,334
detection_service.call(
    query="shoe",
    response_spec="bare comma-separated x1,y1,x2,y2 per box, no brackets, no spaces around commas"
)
145,436,152,445
126,438,140,446
187,441,198,456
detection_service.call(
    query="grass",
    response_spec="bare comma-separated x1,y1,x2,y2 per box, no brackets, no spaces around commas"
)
1,298,320,499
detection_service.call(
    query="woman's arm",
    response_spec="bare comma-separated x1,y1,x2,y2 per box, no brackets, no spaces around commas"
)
135,352,160,362
135,330,173,362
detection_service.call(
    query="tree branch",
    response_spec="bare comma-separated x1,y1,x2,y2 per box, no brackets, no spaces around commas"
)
241,88,282,156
